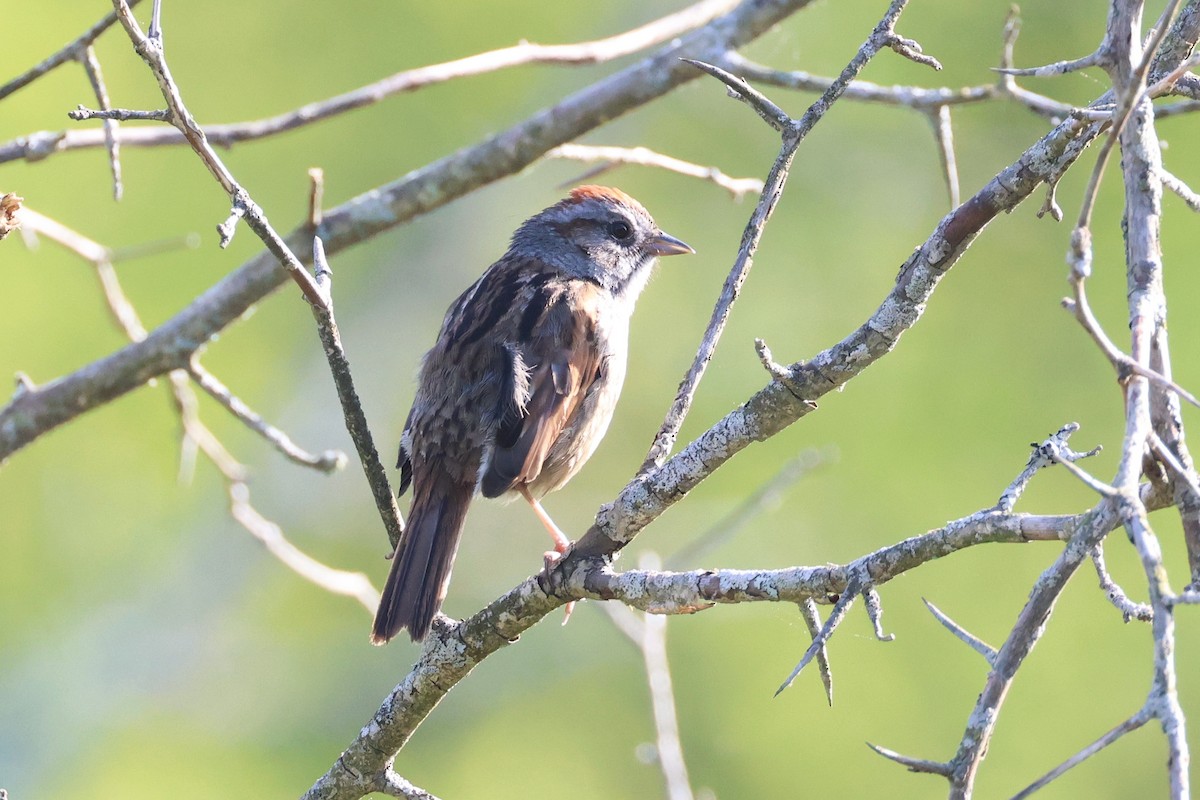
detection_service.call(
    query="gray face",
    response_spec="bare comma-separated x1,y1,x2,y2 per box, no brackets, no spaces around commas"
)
507,195,654,296
508,188,692,299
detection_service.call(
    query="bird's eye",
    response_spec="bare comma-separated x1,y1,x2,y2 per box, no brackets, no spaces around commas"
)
607,220,633,241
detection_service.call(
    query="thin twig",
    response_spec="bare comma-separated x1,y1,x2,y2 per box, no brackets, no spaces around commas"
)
1160,167,1200,211
19,205,366,606
0,0,143,100
928,104,960,208
863,587,896,642
640,0,917,472
1012,706,1154,799
2,0,733,165
310,237,405,550
1091,546,1153,623
77,46,123,200
923,598,997,666
996,423,1102,512
1062,266,1200,409
866,742,953,776
186,359,346,473
545,143,763,199
107,0,325,304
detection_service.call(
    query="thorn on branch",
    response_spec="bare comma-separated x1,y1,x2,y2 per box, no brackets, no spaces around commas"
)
993,51,1102,78
800,598,834,706
12,371,35,400
754,337,791,382
866,741,953,776
923,598,998,665
777,587,856,697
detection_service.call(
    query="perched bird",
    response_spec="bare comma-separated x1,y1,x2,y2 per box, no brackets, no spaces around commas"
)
371,186,693,643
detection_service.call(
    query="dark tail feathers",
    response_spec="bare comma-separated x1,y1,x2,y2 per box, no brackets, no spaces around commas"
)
371,472,473,643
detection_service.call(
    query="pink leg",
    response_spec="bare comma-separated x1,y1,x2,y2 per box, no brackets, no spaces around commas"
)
519,486,576,625
519,485,570,555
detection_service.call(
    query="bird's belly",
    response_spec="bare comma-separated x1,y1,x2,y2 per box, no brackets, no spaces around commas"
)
529,346,627,497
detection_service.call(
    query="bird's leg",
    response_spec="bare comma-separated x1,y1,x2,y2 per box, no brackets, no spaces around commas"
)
519,485,576,625
519,485,571,556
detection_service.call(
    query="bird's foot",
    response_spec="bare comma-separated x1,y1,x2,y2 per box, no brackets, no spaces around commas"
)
542,549,576,626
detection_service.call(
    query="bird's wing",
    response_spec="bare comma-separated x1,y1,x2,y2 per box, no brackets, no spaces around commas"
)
480,290,602,498
396,408,414,496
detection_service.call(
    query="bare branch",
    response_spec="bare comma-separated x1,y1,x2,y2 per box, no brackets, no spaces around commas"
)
719,51,996,110
626,553,696,800
308,237,405,551
229,482,379,612
928,104,960,208
640,0,914,473
1091,546,1153,623
1161,167,1200,210
1,0,816,466
76,46,123,200
0,0,143,100
996,423,1102,512
1062,272,1200,409
1,0,734,166
186,359,346,473
680,58,793,131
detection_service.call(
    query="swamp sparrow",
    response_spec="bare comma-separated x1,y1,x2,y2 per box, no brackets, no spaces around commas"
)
371,185,693,643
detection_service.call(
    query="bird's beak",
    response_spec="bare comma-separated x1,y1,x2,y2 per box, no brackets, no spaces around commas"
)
646,231,695,257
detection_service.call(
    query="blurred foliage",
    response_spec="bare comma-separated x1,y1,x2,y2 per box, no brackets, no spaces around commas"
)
3,1,1199,798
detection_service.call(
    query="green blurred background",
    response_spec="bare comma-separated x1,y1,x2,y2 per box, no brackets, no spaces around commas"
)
3,1,1199,797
